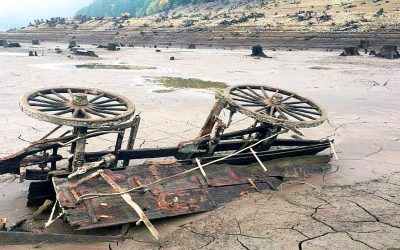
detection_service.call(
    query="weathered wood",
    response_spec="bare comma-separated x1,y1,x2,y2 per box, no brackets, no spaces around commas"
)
54,154,329,230
31,199,54,220
0,231,122,245
340,47,360,56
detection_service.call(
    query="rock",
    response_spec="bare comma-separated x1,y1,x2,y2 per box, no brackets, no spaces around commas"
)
170,56,175,61
369,50,377,56
31,40,40,45
340,47,360,56
187,44,196,49
155,49,161,52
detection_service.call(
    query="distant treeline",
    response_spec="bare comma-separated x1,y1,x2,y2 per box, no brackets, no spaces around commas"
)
76,0,216,17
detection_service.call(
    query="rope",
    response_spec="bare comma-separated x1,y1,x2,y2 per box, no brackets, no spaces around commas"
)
76,129,288,203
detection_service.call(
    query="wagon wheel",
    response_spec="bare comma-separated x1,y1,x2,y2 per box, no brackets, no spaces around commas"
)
223,85,326,128
20,87,135,128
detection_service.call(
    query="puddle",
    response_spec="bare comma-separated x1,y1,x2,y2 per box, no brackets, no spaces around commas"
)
153,77,228,93
75,63,156,70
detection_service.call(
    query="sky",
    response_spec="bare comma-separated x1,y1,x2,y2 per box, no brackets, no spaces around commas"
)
0,0,94,31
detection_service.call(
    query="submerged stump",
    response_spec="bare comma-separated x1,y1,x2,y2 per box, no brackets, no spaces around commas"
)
107,43,120,51
32,40,40,45
358,39,370,53
0,39,8,47
376,45,399,59
251,45,269,58
7,42,21,48
340,47,360,56
68,41,77,49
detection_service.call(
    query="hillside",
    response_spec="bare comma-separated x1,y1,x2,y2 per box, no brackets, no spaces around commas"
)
2,0,399,49
76,0,216,17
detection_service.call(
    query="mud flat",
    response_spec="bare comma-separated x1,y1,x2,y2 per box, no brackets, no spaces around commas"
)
0,43,399,249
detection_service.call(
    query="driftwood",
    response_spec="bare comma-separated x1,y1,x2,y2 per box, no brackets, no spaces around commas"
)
340,47,360,56
31,199,54,220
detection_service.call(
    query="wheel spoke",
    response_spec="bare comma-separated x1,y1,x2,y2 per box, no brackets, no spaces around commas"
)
287,105,317,110
67,89,74,99
29,102,64,108
276,107,288,120
283,101,308,105
80,108,92,119
281,94,295,102
242,104,265,108
92,98,117,105
235,88,260,101
283,107,316,120
54,108,73,115
38,107,70,112
90,108,119,116
280,107,305,121
89,93,105,103
286,106,321,115
37,92,66,103
72,108,80,118
96,107,127,112
51,90,70,102
269,106,275,116
30,98,63,106
94,103,126,108
232,97,260,105
231,92,260,103
246,86,263,99
86,108,107,118
255,107,268,113
261,87,270,99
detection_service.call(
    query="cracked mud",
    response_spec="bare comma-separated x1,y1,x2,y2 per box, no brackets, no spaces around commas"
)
111,172,400,250
0,44,399,249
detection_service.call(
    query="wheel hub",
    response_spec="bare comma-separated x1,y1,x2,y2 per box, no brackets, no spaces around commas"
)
72,93,89,107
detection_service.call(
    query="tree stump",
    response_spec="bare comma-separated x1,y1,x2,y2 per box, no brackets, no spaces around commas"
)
251,45,269,58
32,40,40,45
107,43,120,51
0,39,8,47
376,45,399,59
340,47,360,56
358,39,370,53
68,41,77,49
